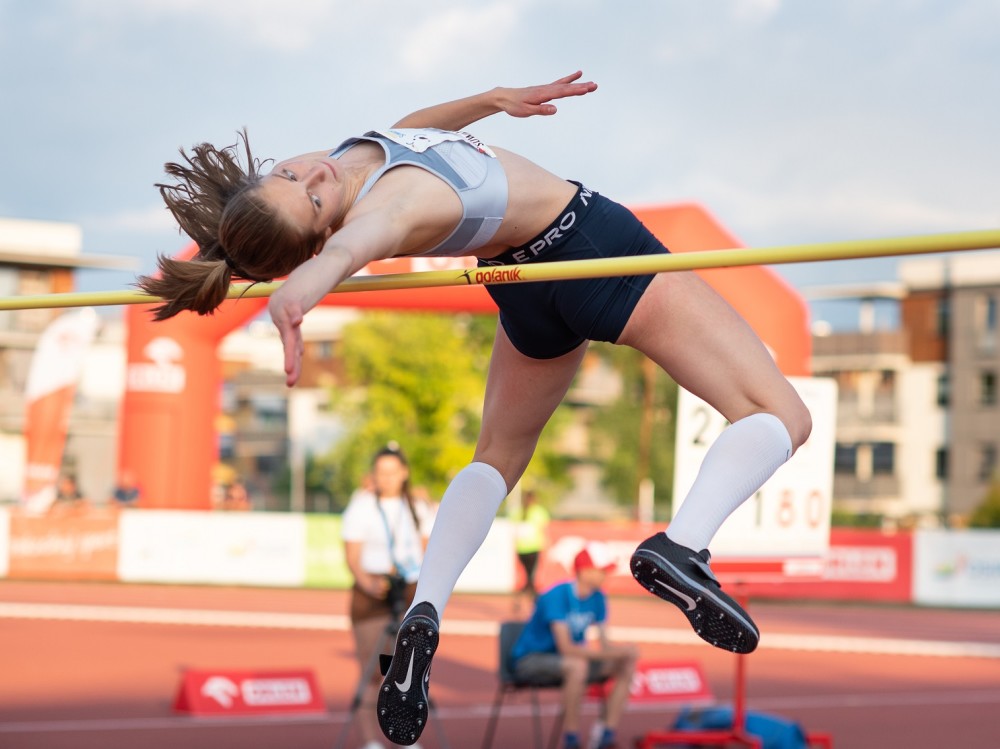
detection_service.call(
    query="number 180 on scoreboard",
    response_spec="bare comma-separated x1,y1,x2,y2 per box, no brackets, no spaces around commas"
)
673,377,838,562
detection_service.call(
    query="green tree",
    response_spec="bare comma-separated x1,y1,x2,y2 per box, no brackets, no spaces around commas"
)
320,311,571,505
969,479,1000,528
587,342,677,519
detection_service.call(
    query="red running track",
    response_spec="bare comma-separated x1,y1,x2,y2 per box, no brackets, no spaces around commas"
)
1,580,998,749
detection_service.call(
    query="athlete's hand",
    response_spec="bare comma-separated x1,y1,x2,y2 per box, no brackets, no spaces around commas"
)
496,71,597,118
268,287,306,387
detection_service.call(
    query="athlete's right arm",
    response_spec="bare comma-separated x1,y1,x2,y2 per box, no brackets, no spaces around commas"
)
391,71,597,130
268,209,417,387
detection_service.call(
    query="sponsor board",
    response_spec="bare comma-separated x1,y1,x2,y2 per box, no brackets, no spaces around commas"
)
0,507,9,578
588,660,713,704
118,510,306,587
455,519,516,593
533,523,914,600
8,509,118,580
303,515,351,588
305,514,515,592
913,529,1000,608
173,669,325,716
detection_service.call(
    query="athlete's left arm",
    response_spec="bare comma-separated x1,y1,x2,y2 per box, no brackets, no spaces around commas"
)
391,71,597,130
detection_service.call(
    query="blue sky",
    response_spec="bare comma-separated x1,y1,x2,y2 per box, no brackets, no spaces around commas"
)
1,0,998,329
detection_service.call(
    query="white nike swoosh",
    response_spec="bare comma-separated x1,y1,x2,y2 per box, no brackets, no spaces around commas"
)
653,579,697,611
395,647,415,692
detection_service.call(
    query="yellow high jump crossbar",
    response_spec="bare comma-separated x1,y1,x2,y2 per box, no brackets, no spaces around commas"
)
0,229,998,311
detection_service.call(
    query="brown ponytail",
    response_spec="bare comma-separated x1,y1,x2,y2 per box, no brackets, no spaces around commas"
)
137,129,324,321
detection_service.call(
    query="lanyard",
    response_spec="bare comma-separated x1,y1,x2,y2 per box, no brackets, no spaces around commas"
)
376,496,410,576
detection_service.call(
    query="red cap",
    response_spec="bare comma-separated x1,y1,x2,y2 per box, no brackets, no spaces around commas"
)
574,541,617,574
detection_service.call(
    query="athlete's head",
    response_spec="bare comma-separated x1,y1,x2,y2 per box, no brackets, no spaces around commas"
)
137,130,325,321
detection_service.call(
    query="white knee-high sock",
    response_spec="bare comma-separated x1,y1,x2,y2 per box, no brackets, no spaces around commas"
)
666,412,792,552
409,461,509,619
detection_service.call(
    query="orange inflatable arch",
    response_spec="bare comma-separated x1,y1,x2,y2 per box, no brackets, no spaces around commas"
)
119,203,811,509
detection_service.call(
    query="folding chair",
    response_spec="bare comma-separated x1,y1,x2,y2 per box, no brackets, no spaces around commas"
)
481,620,608,749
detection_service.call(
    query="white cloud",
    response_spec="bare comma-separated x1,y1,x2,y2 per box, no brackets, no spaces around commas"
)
732,0,782,23
64,0,351,52
395,3,522,80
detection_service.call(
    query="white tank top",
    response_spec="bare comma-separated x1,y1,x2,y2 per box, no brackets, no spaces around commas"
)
329,128,509,256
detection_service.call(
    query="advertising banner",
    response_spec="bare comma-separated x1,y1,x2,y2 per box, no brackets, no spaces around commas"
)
913,529,1000,608
532,522,914,601
735,528,913,602
455,518,516,593
7,508,118,580
173,669,325,716
588,660,713,704
0,507,9,578
303,514,351,588
118,510,306,587
533,520,656,597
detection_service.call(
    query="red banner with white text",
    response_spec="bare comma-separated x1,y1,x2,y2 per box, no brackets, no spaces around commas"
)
527,522,913,602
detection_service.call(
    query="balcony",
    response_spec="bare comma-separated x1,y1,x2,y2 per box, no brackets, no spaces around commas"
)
812,330,908,357
835,394,897,424
833,473,900,500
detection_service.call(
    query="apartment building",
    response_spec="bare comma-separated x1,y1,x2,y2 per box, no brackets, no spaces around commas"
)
810,251,1000,526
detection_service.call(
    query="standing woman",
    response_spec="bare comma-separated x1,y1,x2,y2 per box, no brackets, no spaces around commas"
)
341,444,433,749
138,72,811,746
511,489,550,606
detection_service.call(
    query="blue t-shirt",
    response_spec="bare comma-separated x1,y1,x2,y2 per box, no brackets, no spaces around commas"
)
511,581,607,661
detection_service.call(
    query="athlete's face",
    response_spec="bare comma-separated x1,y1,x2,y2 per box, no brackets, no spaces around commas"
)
258,157,344,243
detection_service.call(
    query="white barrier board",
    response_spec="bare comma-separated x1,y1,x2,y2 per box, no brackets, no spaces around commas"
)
118,510,306,587
0,507,9,578
913,529,1000,608
454,518,516,593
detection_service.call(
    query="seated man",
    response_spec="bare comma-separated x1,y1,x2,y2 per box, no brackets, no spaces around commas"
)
510,541,639,749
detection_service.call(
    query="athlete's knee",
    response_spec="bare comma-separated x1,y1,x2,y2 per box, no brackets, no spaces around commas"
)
783,395,812,452
473,435,537,489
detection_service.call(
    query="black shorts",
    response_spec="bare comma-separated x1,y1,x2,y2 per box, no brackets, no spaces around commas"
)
480,183,669,359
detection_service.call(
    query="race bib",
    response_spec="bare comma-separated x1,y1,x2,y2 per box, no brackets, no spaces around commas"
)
375,128,497,158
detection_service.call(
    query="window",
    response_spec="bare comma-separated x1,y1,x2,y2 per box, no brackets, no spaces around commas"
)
978,443,997,482
834,444,857,475
218,432,235,460
981,371,997,406
935,297,950,337
936,373,950,407
935,448,948,480
976,294,997,353
877,370,895,392
834,370,861,396
872,442,895,475
314,340,335,359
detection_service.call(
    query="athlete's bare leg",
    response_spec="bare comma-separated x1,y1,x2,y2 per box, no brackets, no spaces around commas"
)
620,269,812,653
378,328,587,744
474,324,589,487
617,269,811,446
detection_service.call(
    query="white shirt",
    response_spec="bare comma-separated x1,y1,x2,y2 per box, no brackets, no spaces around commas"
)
341,492,434,583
